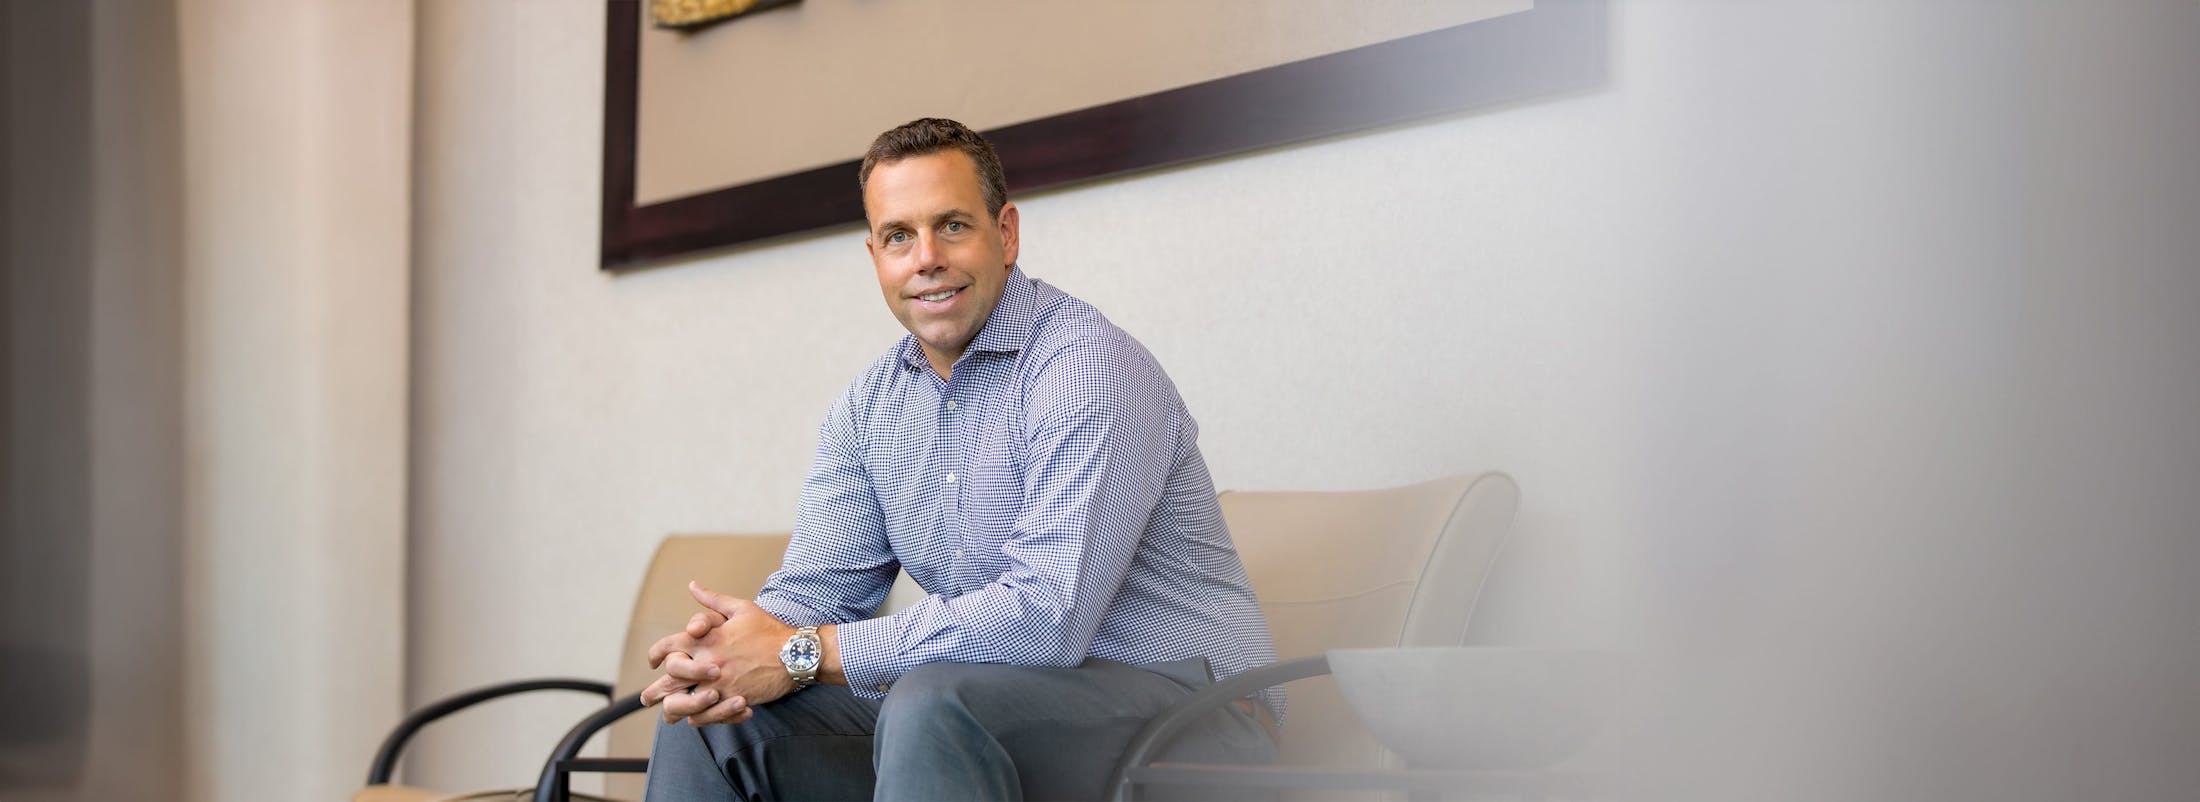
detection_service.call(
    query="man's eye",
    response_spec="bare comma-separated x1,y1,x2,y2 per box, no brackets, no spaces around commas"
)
887,231,910,244
944,221,965,233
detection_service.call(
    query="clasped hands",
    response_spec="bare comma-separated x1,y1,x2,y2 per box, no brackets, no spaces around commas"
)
641,581,799,726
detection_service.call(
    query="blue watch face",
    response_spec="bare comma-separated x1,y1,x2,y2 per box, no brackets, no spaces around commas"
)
782,636,821,672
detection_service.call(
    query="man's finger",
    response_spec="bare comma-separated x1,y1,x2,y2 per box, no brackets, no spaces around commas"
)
656,684,709,724
640,672,689,707
688,693,749,727
647,633,697,669
685,610,724,639
662,652,721,683
662,686,719,719
688,581,750,620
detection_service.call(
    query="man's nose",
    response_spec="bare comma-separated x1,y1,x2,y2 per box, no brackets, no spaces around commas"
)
913,232,944,272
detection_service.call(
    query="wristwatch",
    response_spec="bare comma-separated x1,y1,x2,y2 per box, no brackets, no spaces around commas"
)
779,626,822,689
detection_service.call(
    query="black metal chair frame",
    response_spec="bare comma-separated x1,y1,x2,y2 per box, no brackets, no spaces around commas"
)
364,677,654,802
531,691,648,802
1108,655,1329,802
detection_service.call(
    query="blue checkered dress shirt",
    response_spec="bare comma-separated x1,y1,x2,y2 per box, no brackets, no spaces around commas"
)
755,267,1285,719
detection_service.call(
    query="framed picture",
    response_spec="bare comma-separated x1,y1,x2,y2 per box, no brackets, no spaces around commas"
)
600,0,1607,270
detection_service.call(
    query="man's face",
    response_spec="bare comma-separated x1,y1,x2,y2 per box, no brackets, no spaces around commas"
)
864,149,1020,377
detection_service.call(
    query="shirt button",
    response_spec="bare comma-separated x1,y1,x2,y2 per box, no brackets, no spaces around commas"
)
946,399,959,411
945,472,957,484
953,549,964,559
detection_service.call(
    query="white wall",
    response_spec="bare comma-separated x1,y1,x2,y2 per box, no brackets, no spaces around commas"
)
408,1,2200,799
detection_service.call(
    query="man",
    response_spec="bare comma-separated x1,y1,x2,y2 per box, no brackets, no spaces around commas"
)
640,118,1281,801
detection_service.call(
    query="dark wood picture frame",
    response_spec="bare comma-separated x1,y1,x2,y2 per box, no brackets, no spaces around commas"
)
600,0,1607,271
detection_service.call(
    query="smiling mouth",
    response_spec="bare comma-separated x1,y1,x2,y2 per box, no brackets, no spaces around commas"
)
916,288,962,302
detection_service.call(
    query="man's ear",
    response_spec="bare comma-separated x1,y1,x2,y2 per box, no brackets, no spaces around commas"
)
996,202,1020,266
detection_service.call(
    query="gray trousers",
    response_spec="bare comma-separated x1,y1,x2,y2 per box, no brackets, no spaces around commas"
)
642,657,1275,801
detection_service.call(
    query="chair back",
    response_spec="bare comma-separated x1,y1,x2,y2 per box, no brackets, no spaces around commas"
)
604,533,792,800
1223,473,1519,775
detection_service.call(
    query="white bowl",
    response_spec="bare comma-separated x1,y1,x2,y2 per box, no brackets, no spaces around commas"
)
1326,646,1618,770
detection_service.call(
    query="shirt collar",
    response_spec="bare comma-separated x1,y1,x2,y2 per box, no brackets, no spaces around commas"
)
967,264,1035,356
898,264,1035,372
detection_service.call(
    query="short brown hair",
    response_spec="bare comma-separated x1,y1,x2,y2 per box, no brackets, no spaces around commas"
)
858,118,1009,219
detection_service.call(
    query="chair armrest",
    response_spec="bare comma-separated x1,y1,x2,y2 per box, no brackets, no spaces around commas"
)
366,678,614,785
1108,655,1334,802
534,691,650,802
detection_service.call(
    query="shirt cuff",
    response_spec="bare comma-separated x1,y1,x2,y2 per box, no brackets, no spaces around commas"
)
832,614,904,699
753,594,831,628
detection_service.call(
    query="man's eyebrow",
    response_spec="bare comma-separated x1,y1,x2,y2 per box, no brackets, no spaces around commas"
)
875,208,976,238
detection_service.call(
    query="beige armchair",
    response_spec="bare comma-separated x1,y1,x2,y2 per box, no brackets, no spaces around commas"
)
359,472,1520,802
